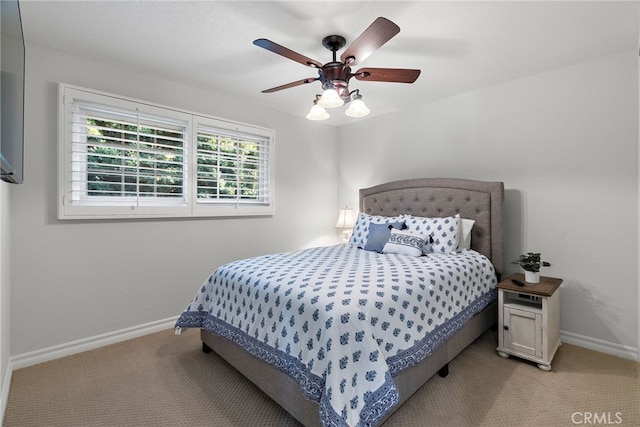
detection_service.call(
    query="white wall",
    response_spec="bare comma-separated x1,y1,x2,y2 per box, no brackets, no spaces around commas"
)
337,49,639,358
0,182,11,415
9,42,339,355
7,41,638,363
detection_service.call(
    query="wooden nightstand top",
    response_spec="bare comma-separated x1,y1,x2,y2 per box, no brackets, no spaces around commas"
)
497,273,563,297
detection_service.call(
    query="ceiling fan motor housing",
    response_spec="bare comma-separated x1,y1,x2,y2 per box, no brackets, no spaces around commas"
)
319,63,352,101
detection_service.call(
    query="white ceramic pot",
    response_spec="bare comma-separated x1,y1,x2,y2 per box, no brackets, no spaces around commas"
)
524,271,540,283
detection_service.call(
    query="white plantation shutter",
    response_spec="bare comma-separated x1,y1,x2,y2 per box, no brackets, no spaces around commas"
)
59,85,274,219
196,122,271,205
70,101,188,205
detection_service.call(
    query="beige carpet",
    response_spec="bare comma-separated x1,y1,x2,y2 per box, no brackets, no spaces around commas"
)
3,328,639,426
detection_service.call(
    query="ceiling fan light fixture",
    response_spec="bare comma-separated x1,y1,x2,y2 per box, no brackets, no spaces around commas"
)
306,103,330,121
345,92,370,118
345,99,370,118
318,88,344,108
344,90,370,118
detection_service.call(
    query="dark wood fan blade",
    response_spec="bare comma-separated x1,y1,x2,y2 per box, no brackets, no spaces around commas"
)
262,77,319,93
253,39,323,68
353,68,421,83
340,17,400,66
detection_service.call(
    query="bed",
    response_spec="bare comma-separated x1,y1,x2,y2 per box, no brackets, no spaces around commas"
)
175,178,504,427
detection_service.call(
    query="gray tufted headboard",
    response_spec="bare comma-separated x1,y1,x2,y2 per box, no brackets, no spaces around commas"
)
359,178,505,276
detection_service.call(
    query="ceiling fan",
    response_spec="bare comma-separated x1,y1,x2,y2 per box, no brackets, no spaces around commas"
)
253,17,421,119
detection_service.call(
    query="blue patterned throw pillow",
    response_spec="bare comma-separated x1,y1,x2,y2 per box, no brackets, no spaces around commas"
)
382,229,428,257
349,213,404,248
363,221,405,253
404,214,460,254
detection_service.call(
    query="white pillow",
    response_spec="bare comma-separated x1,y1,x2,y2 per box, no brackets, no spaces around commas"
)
457,218,475,250
403,214,460,254
382,229,428,257
349,213,404,248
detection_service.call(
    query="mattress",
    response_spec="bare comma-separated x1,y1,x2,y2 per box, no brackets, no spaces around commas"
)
175,243,497,427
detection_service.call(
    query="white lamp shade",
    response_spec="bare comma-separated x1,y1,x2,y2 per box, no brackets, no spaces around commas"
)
318,88,344,108
335,208,356,229
345,98,370,118
306,104,330,120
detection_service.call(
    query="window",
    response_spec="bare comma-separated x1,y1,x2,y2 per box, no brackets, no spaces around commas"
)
58,84,274,219
193,117,272,215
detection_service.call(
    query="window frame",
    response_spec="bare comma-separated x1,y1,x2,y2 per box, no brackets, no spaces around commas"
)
58,84,275,220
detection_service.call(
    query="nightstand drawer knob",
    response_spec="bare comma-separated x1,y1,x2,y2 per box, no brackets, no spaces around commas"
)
503,325,509,331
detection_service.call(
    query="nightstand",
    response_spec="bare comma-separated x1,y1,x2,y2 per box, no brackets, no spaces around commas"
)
496,273,563,371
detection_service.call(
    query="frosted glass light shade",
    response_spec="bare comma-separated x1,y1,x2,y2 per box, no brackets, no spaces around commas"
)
345,98,370,117
306,104,330,120
318,88,344,108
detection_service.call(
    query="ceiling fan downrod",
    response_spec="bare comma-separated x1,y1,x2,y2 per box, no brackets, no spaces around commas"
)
322,35,346,62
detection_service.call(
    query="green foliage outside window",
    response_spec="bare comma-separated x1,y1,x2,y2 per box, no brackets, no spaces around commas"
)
196,132,260,201
84,118,261,202
85,118,184,198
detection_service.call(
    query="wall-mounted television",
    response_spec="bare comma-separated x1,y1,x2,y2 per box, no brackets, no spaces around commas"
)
1,0,25,184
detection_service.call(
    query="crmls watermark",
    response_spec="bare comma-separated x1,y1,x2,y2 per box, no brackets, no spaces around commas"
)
571,412,623,425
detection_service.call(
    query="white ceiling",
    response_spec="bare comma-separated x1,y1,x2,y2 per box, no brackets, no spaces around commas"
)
19,1,639,126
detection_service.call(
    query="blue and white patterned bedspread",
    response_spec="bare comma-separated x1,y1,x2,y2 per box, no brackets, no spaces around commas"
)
175,244,496,427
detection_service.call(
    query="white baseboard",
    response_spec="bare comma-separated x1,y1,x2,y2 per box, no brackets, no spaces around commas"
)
561,330,639,361
0,361,12,425
10,316,179,371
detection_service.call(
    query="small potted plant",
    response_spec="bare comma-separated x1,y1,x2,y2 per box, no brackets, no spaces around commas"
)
512,252,551,283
